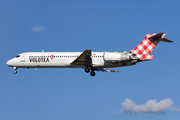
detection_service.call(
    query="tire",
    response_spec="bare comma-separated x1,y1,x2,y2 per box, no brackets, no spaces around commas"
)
85,68,90,73
90,71,95,76
14,71,17,74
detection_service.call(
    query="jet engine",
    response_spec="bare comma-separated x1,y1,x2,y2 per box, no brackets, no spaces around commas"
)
103,52,131,63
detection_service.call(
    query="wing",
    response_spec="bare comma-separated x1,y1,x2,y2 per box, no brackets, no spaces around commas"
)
71,49,92,65
97,68,120,73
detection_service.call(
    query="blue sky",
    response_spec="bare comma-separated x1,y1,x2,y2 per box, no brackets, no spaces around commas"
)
1,0,180,120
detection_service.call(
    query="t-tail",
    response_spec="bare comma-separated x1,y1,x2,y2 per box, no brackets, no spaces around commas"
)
130,32,173,61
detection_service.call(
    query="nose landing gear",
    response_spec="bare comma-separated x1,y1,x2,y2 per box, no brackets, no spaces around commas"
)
14,70,17,74
13,67,17,74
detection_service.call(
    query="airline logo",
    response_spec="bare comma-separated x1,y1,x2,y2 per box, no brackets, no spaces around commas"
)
131,33,162,55
50,54,54,60
29,54,54,62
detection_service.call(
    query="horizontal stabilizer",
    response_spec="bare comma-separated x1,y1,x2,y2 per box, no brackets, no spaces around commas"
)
161,38,173,43
148,32,173,43
97,68,120,73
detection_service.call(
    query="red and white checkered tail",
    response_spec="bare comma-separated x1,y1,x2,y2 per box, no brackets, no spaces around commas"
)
130,32,173,61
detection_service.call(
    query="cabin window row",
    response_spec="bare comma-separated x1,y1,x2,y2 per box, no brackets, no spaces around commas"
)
29,56,78,58
29,56,103,58
92,56,102,57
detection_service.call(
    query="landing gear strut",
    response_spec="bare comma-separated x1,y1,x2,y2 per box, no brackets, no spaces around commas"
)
13,67,17,74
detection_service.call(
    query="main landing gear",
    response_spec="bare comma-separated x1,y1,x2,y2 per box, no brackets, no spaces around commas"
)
13,67,17,74
84,55,96,76
90,70,95,76
85,67,90,73
84,68,96,76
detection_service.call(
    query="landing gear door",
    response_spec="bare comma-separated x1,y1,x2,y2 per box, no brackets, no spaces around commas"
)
20,54,26,62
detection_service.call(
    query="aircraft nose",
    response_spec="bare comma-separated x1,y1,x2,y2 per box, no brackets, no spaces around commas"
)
6,59,13,66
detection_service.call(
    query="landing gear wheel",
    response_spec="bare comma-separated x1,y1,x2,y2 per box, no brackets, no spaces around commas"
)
14,70,17,74
85,68,90,73
90,71,95,76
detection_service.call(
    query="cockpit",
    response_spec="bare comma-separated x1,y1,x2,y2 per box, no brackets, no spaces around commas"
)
15,55,20,58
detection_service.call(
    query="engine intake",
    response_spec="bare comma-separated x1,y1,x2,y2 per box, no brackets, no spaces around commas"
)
103,52,130,63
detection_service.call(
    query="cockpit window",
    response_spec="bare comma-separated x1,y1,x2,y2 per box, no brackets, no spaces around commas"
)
15,55,20,58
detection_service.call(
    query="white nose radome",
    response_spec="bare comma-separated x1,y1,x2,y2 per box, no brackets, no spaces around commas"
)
6,59,13,67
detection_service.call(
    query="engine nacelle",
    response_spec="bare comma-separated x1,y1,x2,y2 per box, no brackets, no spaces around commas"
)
103,52,130,63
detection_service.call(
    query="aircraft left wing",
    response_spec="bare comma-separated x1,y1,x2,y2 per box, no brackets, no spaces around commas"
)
71,49,92,65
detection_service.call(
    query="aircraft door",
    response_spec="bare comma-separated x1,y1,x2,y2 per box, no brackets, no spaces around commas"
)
20,54,26,62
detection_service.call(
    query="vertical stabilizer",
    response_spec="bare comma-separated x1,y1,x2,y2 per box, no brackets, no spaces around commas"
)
130,32,172,61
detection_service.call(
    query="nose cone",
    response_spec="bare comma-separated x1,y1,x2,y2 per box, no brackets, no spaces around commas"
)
6,59,13,67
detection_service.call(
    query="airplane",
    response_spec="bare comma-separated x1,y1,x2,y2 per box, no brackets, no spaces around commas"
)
6,32,173,76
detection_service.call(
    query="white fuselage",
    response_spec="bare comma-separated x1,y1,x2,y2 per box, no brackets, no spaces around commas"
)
6,52,135,69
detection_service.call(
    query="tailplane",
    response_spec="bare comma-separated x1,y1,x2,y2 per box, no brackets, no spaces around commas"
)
130,32,173,61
